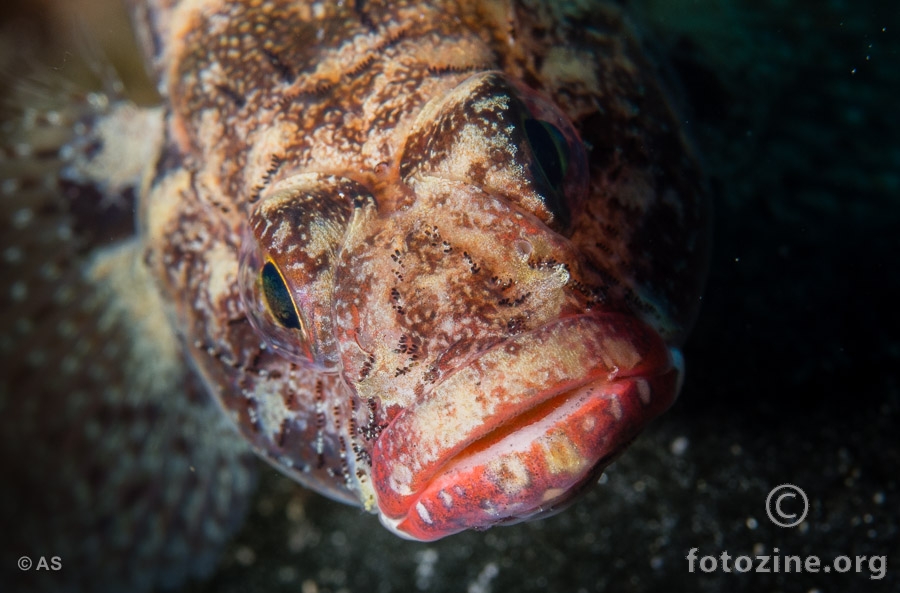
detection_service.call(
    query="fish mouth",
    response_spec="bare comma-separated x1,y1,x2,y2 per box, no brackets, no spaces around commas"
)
370,313,681,541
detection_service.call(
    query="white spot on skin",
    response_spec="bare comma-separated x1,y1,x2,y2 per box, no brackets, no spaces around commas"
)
598,336,642,373
541,487,565,502
636,378,651,404
204,242,238,306
581,415,596,433
416,501,433,525
438,489,453,508
270,219,292,251
488,456,530,495
606,394,623,420
389,463,414,495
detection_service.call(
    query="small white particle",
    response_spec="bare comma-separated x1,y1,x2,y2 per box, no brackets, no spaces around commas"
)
54,285,75,304
40,262,61,280
415,548,439,590
467,562,499,593
1,178,18,195
103,343,120,360
61,355,79,374
670,436,689,456
234,545,256,566
746,517,758,529
57,225,73,241
15,318,33,335
84,420,101,441
4,246,23,263
87,364,108,382
330,530,347,547
12,208,34,229
27,349,46,367
278,566,297,583
10,281,26,302
86,92,108,110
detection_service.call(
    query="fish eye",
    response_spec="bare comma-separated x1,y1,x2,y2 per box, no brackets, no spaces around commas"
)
524,118,570,190
260,260,302,330
238,225,316,366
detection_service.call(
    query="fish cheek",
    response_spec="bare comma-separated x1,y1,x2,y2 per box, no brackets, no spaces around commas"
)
238,173,377,370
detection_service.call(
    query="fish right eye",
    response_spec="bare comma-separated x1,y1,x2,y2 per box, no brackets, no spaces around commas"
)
524,117,570,191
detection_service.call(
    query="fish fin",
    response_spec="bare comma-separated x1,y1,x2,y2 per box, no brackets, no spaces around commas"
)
0,240,258,592
0,52,256,593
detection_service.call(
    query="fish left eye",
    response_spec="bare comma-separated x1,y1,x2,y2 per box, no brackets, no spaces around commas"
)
260,260,302,330
524,118,570,190
239,233,316,365
238,173,376,370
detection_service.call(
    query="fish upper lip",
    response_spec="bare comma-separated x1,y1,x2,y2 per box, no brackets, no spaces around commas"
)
370,311,676,525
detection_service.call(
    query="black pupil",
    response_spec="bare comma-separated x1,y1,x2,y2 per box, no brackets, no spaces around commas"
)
261,261,301,329
524,118,569,189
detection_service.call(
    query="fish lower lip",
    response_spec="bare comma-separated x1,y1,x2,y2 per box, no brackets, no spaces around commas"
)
370,313,680,541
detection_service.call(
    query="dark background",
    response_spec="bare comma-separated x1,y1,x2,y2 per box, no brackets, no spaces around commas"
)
1,0,897,591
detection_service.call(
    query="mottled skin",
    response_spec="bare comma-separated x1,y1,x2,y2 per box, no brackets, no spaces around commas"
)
0,88,256,590
117,0,711,541
0,2,709,579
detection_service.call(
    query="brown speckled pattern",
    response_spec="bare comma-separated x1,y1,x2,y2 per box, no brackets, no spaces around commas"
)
131,0,708,530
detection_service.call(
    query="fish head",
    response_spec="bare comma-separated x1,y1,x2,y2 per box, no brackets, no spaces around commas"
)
238,73,684,541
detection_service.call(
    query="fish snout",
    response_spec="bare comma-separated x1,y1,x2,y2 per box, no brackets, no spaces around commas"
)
369,312,681,541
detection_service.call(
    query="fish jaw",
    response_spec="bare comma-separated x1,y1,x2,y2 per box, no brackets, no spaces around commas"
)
369,312,680,541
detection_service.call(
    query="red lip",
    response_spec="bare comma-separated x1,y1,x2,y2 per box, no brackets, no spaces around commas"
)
370,313,680,541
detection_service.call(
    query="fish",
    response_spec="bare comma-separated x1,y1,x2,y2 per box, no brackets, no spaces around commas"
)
1,0,709,588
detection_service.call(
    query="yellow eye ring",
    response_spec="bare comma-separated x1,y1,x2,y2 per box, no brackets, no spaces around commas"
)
260,259,303,331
